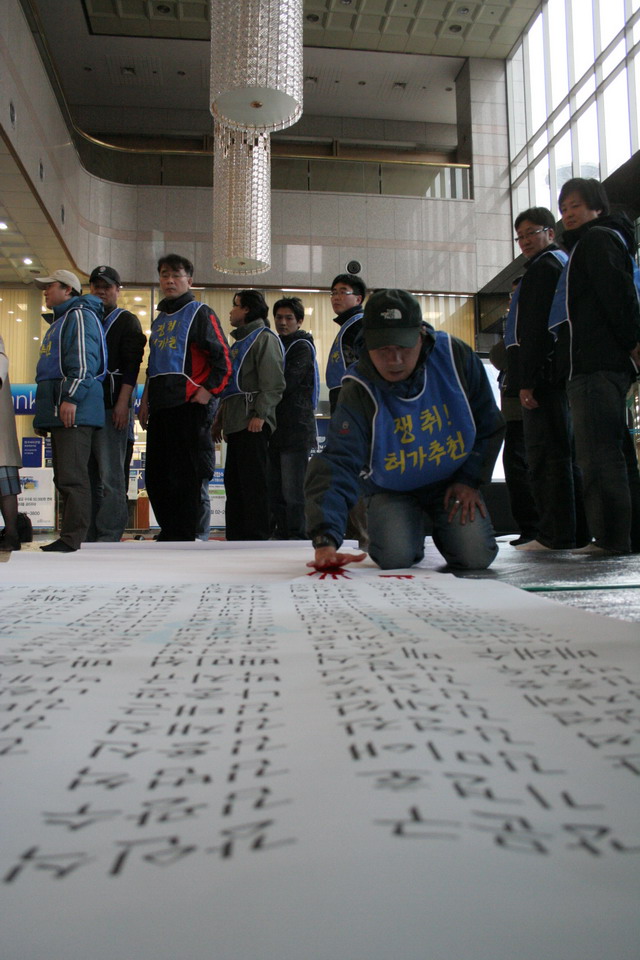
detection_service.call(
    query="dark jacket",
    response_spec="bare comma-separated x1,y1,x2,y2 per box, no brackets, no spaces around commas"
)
147,292,231,411
102,306,146,408
561,213,640,377
505,243,566,394
271,329,317,451
305,328,505,547
328,304,364,413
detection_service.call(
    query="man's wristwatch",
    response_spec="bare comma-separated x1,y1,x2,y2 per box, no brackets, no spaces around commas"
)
312,534,337,549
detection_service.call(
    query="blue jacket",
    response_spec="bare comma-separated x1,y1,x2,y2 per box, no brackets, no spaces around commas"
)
305,328,505,547
33,294,107,429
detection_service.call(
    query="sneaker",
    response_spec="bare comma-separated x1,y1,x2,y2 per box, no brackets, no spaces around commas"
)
510,536,534,547
514,539,554,551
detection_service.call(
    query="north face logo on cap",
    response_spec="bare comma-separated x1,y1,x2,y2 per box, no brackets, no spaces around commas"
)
381,308,402,320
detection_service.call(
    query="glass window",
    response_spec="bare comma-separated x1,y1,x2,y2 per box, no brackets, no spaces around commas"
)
575,73,596,109
602,71,631,176
598,0,625,51
576,102,600,178
526,14,547,134
602,39,626,81
570,0,594,83
532,155,551,210
547,0,569,110
507,46,527,155
553,130,574,192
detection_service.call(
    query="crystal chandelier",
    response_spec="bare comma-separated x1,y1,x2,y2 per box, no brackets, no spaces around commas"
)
210,0,303,133
212,123,271,275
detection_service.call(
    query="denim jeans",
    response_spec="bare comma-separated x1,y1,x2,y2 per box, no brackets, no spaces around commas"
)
87,415,129,542
522,383,588,548
268,446,310,539
366,485,498,570
567,371,636,553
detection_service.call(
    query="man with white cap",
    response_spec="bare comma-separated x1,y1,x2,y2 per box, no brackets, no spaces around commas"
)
33,269,106,552
305,288,504,571
86,266,146,541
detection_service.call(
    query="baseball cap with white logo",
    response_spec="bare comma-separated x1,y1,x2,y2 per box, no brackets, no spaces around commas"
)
362,288,423,349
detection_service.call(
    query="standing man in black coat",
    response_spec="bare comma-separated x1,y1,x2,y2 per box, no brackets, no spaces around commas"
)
269,297,317,539
552,178,640,555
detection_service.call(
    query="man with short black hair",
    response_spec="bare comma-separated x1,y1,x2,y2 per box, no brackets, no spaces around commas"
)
305,289,503,571
86,265,146,541
550,178,640,554
326,273,366,413
33,270,107,553
139,254,231,541
505,207,587,551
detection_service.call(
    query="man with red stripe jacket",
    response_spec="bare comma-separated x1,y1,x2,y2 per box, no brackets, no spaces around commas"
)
139,254,231,540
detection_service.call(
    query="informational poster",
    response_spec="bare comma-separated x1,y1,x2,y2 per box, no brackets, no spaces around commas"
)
0,547,637,960
17,466,55,528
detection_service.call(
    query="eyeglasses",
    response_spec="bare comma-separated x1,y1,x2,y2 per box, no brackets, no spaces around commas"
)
330,289,355,297
514,227,549,243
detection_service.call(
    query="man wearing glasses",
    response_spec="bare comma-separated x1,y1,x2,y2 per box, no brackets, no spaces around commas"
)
326,273,367,413
505,207,587,552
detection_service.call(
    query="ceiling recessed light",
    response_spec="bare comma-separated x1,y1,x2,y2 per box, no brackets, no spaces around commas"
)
23,257,33,265
33,336,39,341
121,66,136,77
457,6,470,13
306,13,320,22
0,222,8,230
445,86,453,92
15,317,22,322
134,296,142,302
156,3,172,13
449,24,463,33
358,80,366,86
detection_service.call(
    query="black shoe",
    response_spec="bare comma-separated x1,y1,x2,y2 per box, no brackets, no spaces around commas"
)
40,540,77,553
0,536,20,552
509,536,534,547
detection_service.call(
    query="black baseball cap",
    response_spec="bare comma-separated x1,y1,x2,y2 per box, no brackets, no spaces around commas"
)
89,265,121,286
362,289,423,349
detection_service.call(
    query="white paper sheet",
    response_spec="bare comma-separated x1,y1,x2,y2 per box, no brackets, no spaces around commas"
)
1,544,638,960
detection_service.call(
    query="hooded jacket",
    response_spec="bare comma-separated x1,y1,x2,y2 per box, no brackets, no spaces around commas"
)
33,293,106,429
560,213,640,377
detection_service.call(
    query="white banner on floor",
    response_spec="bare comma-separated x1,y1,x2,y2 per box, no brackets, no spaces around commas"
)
0,562,637,960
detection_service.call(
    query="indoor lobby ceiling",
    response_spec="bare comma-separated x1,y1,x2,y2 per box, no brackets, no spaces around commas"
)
1,0,540,285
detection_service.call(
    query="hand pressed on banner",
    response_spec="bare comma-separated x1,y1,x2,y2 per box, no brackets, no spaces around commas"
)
307,546,367,572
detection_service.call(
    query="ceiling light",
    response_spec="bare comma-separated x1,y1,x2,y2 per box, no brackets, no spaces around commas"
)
306,14,320,22
134,296,142,302
33,336,39,341
449,24,463,33
0,222,8,230
121,66,136,76
15,317,22,322
457,6,470,13
23,257,33,265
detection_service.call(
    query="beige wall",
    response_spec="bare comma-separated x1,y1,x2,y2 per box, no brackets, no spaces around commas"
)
1,0,512,296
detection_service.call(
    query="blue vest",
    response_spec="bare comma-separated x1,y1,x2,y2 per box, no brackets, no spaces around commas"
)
326,311,363,389
36,303,107,383
345,332,477,492
148,301,200,378
285,338,320,409
221,326,284,400
505,249,568,347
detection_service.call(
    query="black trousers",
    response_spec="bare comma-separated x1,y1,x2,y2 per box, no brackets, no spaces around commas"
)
224,427,270,540
502,419,539,539
145,403,211,541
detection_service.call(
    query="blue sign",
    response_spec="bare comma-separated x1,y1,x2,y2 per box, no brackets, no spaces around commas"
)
11,384,37,415
22,437,43,467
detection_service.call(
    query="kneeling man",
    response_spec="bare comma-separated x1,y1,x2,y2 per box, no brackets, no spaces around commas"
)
305,289,504,570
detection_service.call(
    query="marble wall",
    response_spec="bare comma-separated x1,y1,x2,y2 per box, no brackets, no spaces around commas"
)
0,0,511,293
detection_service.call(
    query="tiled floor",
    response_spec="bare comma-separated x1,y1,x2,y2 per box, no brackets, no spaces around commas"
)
457,535,640,624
